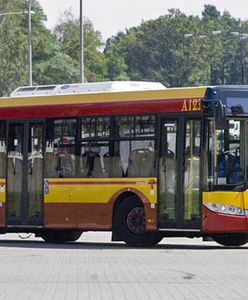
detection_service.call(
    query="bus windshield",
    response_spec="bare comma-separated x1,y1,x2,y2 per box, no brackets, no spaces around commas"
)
206,118,248,190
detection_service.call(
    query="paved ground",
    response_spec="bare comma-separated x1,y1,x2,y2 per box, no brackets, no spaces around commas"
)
0,232,247,300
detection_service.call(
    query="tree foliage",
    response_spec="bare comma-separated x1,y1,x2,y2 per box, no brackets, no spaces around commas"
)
54,11,109,82
1,3,248,96
0,0,77,95
105,5,248,87
0,0,28,96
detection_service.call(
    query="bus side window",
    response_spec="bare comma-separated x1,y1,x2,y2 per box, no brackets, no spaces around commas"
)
119,141,130,177
217,152,241,184
80,142,122,178
45,119,77,178
116,115,156,178
125,140,156,177
45,140,59,178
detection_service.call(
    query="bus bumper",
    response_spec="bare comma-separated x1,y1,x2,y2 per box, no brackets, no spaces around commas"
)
202,206,248,233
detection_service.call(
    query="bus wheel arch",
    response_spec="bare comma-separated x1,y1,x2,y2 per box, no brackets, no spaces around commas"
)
112,192,162,247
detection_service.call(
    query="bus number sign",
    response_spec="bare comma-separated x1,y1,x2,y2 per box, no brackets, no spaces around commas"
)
181,98,201,112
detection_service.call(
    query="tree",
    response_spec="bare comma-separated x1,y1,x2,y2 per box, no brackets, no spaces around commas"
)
1,2,248,96
54,11,108,82
0,0,28,96
202,4,221,20
104,9,205,87
0,0,79,96
28,3,79,85
104,5,248,87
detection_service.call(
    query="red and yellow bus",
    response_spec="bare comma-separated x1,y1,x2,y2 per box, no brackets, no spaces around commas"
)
0,81,247,247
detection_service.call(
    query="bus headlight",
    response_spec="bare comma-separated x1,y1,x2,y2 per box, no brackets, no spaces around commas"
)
204,202,245,216
221,205,226,211
211,203,218,211
228,205,235,213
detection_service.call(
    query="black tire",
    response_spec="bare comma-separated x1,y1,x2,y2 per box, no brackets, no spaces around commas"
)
116,196,163,247
41,230,82,243
65,230,82,242
212,233,248,247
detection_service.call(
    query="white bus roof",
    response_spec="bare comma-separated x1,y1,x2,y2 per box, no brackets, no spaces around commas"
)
10,81,166,97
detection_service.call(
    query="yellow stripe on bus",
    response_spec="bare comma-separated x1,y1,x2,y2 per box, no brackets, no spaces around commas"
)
0,179,6,203
44,178,157,204
203,191,246,209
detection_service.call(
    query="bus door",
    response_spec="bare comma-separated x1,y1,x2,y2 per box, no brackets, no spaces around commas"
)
158,117,202,230
6,121,44,226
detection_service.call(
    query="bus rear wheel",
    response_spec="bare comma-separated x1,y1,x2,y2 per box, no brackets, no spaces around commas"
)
116,196,162,247
41,230,82,243
212,233,248,246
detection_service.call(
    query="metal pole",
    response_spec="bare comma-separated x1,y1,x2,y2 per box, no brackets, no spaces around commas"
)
241,40,244,84
240,34,248,84
80,0,84,83
211,56,214,85
28,0,33,86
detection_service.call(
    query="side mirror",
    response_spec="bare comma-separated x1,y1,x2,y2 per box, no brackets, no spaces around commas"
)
203,99,227,129
215,101,227,129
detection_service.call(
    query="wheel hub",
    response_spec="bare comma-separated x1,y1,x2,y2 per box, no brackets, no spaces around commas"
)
126,207,146,235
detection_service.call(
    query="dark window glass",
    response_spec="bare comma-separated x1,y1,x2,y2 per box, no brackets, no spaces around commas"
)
116,115,155,138
135,115,155,137
81,117,95,139
81,117,110,139
116,116,135,138
207,119,242,188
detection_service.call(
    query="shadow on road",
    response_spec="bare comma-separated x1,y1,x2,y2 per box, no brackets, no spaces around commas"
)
0,238,247,250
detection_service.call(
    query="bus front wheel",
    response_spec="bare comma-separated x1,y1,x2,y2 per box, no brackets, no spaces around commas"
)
212,233,248,246
116,196,162,247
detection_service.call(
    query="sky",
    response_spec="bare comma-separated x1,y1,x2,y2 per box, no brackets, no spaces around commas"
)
39,0,248,40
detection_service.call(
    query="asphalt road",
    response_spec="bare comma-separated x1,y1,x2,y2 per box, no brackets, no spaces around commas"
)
0,232,247,300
